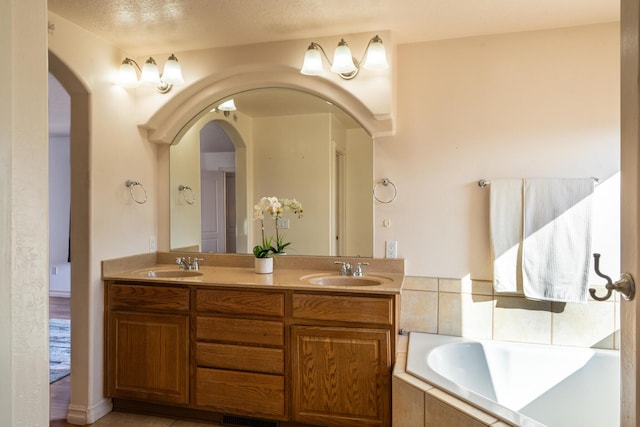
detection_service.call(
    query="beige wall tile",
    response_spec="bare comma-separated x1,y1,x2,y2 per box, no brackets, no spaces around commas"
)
394,352,407,375
400,289,438,333
404,276,438,291
438,291,463,336
493,296,552,344
392,376,425,427
552,300,615,348
397,333,409,354
439,278,465,293
425,389,497,427
439,292,493,338
394,372,435,393
473,279,494,296
439,277,493,296
465,294,493,339
402,275,619,349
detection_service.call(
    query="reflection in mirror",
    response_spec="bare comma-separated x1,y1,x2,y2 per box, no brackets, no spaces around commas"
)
170,88,373,257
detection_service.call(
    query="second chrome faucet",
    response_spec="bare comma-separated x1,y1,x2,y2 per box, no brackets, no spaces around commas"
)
334,261,369,277
176,256,204,270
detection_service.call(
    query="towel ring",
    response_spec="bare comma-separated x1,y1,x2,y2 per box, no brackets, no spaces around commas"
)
373,178,397,204
125,180,147,204
179,184,196,205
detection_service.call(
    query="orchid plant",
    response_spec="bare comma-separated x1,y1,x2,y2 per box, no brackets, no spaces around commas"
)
253,196,304,258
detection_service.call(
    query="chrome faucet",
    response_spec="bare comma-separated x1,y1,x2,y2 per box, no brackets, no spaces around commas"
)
353,262,369,277
176,256,204,270
334,261,353,276
334,261,370,276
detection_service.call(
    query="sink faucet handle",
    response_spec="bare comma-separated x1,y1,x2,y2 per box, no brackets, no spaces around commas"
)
354,262,370,276
193,257,204,270
334,261,351,276
176,257,188,270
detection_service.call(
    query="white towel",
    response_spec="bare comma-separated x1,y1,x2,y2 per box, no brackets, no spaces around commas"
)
490,179,523,293
522,178,594,303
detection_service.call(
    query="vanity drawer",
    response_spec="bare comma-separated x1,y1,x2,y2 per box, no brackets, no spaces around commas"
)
196,316,284,346
196,367,285,419
196,342,284,374
109,283,190,311
196,288,285,317
292,293,393,325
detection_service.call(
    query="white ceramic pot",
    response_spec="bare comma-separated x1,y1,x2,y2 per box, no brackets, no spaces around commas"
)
254,257,273,274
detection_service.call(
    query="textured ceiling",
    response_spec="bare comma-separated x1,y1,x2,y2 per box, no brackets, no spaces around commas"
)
48,0,619,55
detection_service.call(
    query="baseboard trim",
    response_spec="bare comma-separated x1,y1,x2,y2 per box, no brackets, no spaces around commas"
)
49,290,71,298
66,397,112,425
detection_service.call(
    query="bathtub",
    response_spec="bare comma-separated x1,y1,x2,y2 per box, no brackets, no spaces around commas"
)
405,332,619,427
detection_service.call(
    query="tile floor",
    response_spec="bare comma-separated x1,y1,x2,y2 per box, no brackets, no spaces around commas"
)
52,411,225,427
92,412,223,426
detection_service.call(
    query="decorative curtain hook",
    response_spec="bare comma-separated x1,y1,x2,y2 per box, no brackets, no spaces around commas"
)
590,253,635,301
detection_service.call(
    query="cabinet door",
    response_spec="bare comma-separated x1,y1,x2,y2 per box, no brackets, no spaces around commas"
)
107,311,189,405
291,326,391,427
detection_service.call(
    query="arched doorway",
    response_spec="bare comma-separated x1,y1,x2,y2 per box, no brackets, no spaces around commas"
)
48,51,91,423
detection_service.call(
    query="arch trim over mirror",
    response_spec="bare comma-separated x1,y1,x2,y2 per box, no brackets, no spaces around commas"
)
140,65,395,145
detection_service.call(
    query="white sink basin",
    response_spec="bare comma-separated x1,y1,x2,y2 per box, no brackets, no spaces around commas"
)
301,274,391,287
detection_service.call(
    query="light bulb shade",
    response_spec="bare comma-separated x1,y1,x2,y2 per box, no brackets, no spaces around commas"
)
363,36,389,70
331,39,357,74
162,54,184,85
300,45,324,76
218,99,236,111
140,57,161,86
118,60,139,88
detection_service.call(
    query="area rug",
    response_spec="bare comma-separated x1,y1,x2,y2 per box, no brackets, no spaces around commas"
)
50,318,70,383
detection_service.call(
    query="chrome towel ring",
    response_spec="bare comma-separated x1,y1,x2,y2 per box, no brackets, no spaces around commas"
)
373,178,397,203
179,184,196,205
125,180,147,204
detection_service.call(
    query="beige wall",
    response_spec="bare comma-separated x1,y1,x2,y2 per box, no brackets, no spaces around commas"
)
376,22,620,279
48,12,160,424
1,1,49,425
389,22,620,351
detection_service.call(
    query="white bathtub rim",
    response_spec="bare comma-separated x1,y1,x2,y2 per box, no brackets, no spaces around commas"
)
406,333,540,427
405,332,619,427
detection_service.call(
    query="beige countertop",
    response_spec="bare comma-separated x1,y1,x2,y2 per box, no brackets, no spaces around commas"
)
102,252,405,295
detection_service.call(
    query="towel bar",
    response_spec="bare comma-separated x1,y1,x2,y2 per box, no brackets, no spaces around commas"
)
478,177,599,188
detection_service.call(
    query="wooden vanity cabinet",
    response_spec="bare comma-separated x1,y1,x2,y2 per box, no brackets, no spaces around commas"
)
105,282,190,405
194,288,287,420
105,280,398,427
290,292,395,427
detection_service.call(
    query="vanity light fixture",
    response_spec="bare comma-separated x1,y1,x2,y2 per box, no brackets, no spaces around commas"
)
118,54,184,93
300,35,388,80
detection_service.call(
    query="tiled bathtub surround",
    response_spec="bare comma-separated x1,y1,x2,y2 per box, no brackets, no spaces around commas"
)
392,353,512,427
393,282,619,427
392,375,513,427
400,276,620,349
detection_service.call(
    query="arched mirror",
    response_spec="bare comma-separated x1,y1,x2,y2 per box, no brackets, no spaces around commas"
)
170,87,373,257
